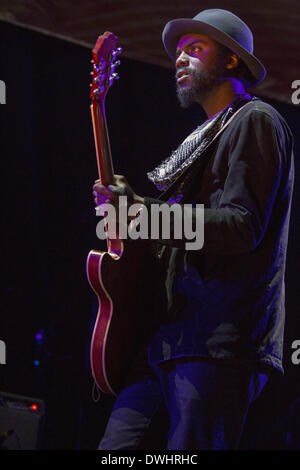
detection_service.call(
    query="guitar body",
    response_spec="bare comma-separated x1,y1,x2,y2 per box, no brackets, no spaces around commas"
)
87,240,155,396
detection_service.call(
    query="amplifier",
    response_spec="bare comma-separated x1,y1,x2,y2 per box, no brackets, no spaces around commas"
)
0,391,45,450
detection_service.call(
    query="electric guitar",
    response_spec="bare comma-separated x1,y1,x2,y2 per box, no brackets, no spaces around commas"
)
86,32,155,396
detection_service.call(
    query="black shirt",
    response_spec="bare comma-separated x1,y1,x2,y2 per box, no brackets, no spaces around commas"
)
143,99,294,374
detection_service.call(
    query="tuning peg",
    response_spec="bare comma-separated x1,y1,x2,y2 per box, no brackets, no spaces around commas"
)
111,47,122,61
94,60,105,72
93,73,105,84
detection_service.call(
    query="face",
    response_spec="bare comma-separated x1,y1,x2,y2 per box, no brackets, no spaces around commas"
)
175,34,229,108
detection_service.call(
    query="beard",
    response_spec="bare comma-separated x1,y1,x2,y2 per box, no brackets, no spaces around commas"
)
176,57,227,108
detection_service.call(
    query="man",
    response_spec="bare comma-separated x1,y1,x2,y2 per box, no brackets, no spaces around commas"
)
93,9,294,450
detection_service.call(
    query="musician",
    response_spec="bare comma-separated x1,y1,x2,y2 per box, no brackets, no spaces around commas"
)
93,9,294,450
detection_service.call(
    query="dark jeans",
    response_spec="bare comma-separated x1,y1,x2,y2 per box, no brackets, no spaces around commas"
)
98,356,269,450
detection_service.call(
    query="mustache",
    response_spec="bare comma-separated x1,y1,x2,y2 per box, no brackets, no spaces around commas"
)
175,67,194,80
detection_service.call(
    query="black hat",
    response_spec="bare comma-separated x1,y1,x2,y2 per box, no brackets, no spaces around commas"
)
162,8,266,87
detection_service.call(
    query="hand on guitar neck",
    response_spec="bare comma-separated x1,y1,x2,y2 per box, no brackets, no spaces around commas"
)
93,174,145,221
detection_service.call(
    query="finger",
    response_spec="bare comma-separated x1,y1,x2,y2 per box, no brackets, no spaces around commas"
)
114,175,127,186
94,193,111,205
93,183,107,192
107,185,126,195
93,184,114,197
93,189,110,196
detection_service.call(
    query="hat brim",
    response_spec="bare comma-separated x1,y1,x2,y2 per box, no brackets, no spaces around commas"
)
162,18,266,88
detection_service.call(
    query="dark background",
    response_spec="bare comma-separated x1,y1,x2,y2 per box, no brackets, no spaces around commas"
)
0,19,299,450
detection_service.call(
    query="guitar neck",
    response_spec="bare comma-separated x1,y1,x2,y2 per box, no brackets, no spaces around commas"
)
91,99,114,185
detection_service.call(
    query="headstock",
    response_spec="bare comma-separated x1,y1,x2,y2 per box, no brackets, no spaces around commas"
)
90,31,122,102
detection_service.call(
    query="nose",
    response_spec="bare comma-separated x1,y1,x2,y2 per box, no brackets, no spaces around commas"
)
175,50,189,69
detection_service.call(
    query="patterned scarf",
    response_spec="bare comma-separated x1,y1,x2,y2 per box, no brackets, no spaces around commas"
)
147,94,255,202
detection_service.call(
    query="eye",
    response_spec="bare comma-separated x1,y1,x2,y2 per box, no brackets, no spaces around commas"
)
175,44,203,59
190,45,203,54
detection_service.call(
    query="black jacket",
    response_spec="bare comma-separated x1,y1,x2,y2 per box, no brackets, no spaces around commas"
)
143,99,294,374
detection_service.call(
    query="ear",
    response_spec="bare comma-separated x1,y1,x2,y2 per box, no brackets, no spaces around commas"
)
226,53,239,70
